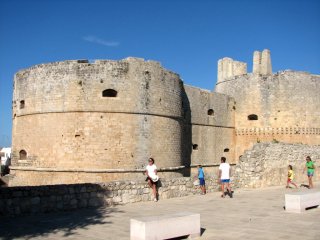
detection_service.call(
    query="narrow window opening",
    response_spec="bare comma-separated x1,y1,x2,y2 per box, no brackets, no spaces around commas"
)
192,144,198,150
224,148,230,152
19,150,27,160
248,114,258,120
102,89,117,97
207,109,214,116
20,100,25,109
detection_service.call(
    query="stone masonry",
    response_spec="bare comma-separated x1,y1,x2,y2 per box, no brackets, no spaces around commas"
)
10,58,235,185
216,50,320,160
0,175,222,216
9,50,320,186
234,142,320,188
2,142,319,216
253,49,272,75
217,57,247,83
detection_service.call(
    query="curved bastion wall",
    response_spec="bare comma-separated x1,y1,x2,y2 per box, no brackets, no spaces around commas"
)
215,70,320,159
11,58,184,185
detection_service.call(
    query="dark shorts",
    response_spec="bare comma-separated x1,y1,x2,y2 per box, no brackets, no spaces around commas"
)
146,177,158,185
199,178,205,186
221,179,230,183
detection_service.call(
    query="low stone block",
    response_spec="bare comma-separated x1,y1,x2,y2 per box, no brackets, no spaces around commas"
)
130,212,200,240
285,191,320,213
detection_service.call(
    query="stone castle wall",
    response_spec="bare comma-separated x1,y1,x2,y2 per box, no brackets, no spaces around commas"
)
0,175,223,216
253,49,272,75
11,58,185,185
217,57,247,83
234,142,320,188
9,50,320,186
215,70,320,159
183,86,236,166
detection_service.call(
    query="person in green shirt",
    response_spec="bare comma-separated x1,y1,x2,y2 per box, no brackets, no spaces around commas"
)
303,156,315,189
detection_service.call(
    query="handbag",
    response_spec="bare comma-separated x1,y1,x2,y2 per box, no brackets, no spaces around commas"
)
151,175,159,182
193,179,200,186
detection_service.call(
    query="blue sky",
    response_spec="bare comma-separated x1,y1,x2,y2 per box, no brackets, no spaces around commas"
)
0,0,319,147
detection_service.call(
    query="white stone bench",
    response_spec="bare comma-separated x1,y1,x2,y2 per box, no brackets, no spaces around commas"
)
285,191,320,213
130,212,200,240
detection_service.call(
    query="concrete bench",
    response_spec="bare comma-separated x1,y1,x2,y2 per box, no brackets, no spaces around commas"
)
285,191,320,213
130,212,200,240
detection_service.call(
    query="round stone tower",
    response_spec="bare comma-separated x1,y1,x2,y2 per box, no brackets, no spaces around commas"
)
11,58,185,185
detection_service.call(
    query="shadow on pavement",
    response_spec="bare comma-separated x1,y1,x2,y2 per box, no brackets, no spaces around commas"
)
0,178,8,187
300,184,310,189
0,206,123,240
164,228,206,240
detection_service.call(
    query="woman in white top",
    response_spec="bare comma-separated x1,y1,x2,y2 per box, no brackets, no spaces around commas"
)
145,158,158,202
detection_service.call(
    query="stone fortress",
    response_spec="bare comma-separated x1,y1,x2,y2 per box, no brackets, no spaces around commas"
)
216,49,320,158
9,49,320,186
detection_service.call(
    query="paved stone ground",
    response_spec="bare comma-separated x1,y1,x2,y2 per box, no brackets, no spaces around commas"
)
0,183,319,240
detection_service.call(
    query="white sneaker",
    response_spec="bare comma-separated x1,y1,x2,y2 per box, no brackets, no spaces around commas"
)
154,198,158,202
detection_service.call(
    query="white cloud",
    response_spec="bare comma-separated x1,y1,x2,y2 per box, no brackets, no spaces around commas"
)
83,35,119,47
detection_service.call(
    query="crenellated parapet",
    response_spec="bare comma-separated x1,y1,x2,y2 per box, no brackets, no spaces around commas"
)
236,127,320,136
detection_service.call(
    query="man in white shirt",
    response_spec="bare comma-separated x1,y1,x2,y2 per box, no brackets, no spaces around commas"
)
218,157,232,198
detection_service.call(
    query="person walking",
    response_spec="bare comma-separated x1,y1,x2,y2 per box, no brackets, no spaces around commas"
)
286,165,298,189
145,157,159,201
197,165,206,195
218,157,232,198
303,156,315,189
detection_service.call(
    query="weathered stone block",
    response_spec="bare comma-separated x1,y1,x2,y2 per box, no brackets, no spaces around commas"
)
285,191,320,213
130,212,200,240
